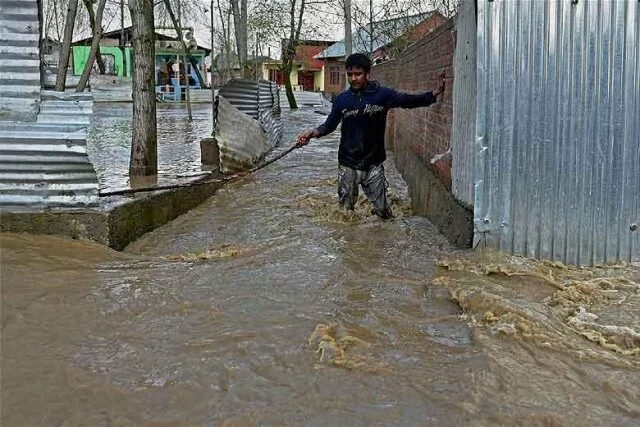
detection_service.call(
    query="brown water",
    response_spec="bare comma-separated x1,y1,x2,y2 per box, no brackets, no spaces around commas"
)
2,110,639,426
87,103,215,192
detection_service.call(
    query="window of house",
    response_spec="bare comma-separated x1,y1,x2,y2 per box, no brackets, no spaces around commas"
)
329,66,341,85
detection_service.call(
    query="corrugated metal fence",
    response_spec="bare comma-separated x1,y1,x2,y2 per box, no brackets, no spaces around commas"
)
475,0,639,265
217,79,283,146
0,0,98,211
451,0,477,208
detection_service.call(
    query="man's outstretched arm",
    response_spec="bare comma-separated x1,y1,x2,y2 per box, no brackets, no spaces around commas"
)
296,101,342,146
387,72,446,109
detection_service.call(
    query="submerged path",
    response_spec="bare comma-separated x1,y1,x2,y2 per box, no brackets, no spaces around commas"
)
2,109,639,426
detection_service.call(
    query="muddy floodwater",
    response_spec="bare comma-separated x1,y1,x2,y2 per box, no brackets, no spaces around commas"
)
87,103,215,192
2,109,639,426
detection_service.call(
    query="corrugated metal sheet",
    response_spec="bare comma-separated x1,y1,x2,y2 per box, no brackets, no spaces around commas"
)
0,91,99,210
0,0,99,211
0,0,41,121
451,0,477,207
218,79,262,119
214,79,283,172
475,0,639,265
216,78,283,146
216,96,275,173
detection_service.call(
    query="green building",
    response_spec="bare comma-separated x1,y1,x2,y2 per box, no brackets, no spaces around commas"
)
72,26,211,87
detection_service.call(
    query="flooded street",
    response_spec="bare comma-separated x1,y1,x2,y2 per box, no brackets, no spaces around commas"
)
87,103,215,192
2,109,639,426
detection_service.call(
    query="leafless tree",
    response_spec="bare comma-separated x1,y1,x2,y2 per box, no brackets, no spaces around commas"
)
250,0,331,108
79,0,106,75
76,0,107,91
215,0,236,83
55,0,79,91
128,0,157,176
230,0,248,77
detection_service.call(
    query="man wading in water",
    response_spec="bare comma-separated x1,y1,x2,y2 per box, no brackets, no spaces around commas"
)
296,53,446,220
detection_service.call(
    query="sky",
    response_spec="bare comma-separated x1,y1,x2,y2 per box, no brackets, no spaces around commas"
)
186,0,437,58
65,0,439,59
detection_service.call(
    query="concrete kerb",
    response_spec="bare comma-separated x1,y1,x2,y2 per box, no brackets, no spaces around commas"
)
0,173,225,251
394,143,473,248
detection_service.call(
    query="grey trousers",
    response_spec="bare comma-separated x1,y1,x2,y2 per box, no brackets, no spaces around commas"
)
338,163,393,219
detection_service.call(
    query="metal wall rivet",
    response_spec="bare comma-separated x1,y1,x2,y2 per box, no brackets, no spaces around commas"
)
631,223,638,231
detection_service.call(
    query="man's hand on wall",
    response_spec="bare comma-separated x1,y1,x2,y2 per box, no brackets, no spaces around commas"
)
432,72,446,98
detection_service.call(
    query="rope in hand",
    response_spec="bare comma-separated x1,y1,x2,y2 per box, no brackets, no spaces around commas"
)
98,143,300,197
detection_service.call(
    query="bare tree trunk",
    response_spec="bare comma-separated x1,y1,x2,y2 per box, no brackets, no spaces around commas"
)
77,0,107,91
55,0,79,91
281,0,306,108
216,0,233,82
283,62,296,109
81,0,105,74
231,0,248,77
128,0,157,176
52,0,63,43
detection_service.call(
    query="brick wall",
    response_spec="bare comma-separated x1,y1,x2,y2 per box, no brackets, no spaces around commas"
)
372,19,473,247
372,19,455,189
372,60,397,150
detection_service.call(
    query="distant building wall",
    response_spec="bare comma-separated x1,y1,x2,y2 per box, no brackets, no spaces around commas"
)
72,46,132,77
314,68,324,92
322,58,345,97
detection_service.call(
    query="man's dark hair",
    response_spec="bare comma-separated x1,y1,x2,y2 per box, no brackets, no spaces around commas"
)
345,53,372,72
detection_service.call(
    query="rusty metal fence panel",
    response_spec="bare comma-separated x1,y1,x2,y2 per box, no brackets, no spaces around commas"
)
475,0,639,265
